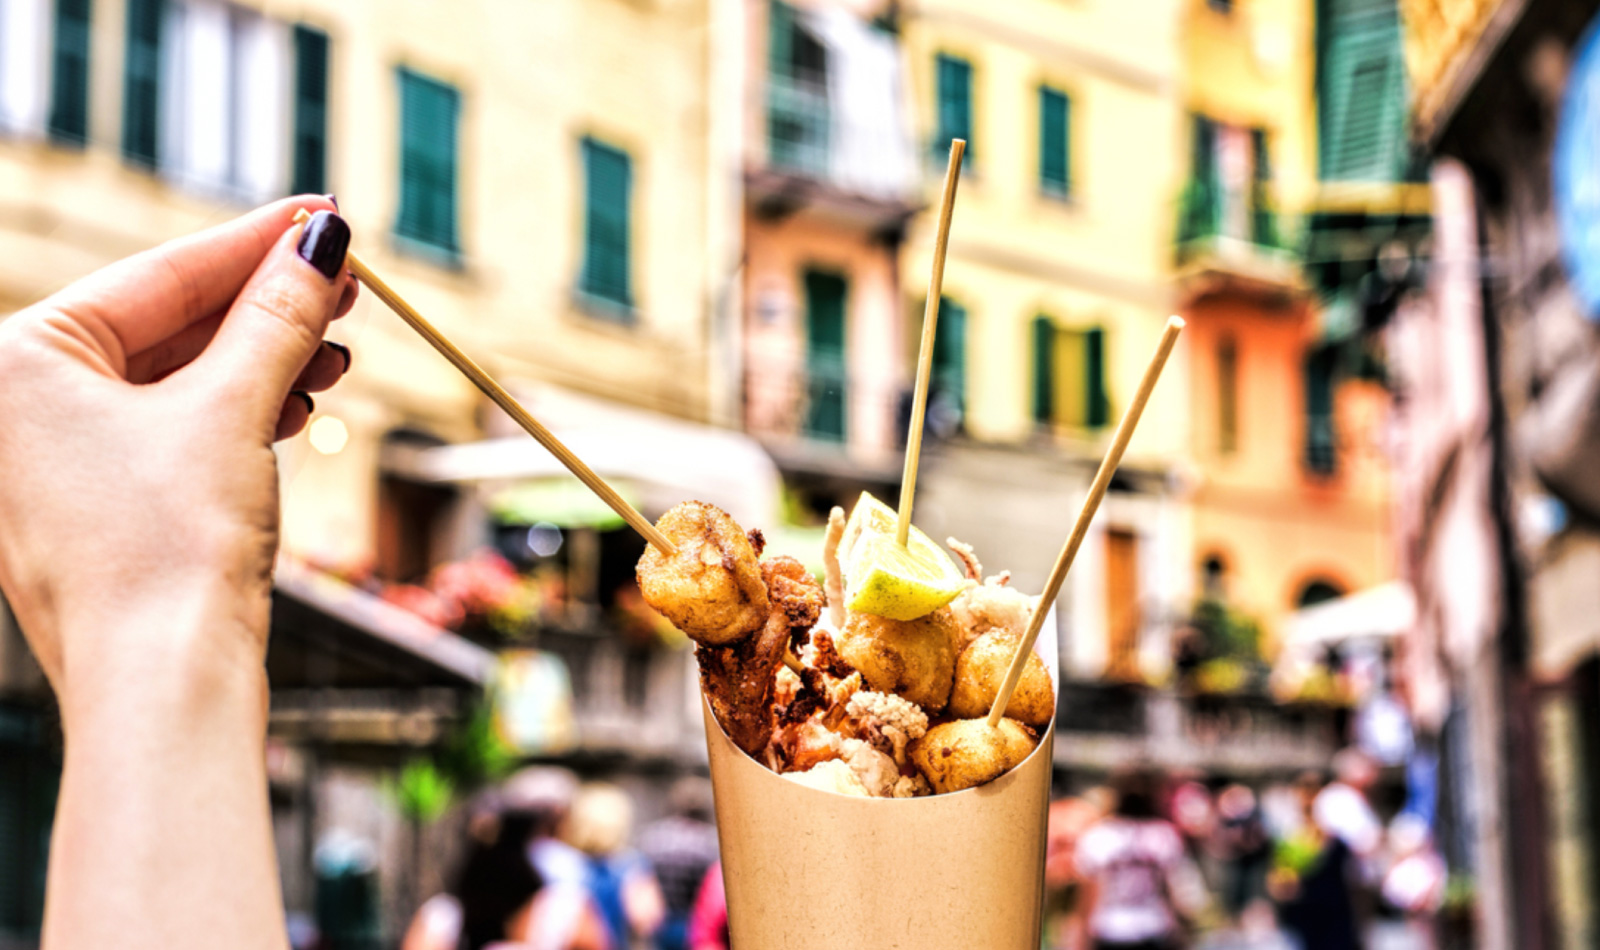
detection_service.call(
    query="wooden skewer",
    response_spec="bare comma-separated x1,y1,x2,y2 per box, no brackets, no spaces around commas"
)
293,209,677,556
986,316,1185,728
897,139,965,547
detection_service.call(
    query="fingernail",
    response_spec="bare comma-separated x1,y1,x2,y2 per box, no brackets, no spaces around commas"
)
323,194,338,210
291,390,315,415
326,341,352,374
297,210,350,281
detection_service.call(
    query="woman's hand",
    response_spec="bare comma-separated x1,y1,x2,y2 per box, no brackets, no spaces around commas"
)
0,196,354,699
0,196,356,950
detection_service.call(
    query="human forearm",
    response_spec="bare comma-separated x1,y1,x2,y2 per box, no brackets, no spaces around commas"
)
43,587,286,950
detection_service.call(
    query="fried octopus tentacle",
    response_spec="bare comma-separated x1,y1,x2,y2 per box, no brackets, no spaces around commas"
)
823,506,846,628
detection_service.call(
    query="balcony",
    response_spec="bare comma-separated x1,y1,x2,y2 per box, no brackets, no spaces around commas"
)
1176,178,1304,302
742,364,905,481
748,7,916,230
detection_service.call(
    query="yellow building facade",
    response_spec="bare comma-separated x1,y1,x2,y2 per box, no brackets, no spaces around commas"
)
0,0,734,574
1177,0,1394,654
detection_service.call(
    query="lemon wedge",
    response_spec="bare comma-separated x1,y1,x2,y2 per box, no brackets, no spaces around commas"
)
840,492,966,621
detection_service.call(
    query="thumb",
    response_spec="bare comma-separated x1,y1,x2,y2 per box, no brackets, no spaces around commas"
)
191,210,351,426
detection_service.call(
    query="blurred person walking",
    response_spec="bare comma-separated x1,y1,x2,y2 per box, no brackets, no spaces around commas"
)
636,778,719,950
686,863,727,950
1075,768,1205,950
400,803,544,950
1213,784,1272,925
565,784,667,949
1270,764,1370,950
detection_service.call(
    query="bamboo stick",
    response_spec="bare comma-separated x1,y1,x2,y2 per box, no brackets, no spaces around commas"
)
897,139,965,547
293,209,676,556
986,316,1185,728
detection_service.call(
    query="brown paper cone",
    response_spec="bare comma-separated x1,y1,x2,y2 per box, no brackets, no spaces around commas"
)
703,610,1058,949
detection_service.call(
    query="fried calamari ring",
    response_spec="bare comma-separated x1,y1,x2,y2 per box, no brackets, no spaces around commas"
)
637,501,769,645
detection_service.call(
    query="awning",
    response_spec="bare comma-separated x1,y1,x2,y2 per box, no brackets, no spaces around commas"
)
381,382,782,527
269,558,496,689
1281,580,1416,647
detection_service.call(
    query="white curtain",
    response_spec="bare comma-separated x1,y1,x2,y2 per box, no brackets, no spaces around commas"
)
161,0,288,202
801,7,914,200
0,0,50,137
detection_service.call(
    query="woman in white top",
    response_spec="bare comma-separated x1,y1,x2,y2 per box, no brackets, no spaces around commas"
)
1075,768,1203,950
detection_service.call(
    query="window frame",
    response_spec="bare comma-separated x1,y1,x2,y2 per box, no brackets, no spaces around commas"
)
577,134,636,319
933,52,973,166
393,65,462,263
1037,84,1072,199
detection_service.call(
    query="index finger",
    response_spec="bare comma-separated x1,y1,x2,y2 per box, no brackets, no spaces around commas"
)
46,195,337,361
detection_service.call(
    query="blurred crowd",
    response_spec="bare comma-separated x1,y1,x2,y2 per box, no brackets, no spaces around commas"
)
1044,750,1446,950
397,770,727,950
370,745,1445,950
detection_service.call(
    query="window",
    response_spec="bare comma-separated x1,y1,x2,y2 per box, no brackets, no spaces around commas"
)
930,296,967,422
1038,85,1071,197
1305,345,1337,474
159,1,296,201
1182,115,1275,246
1250,128,1274,245
396,68,460,255
803,270,848,442
1105,528,1141,681
0,0,49,137
934,53,972,163
122,0,161,166
291,25,328,195
767,0,828,176
1208,0,1233,11
1296,578,1346,608
1032,317,1109,429
1217,335,1238,454
48,0,91,144
1315,0,1407,181
579,137,633,311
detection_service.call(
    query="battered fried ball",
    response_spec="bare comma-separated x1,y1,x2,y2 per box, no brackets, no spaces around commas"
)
908,717,1039,794
835,606,960,711
637,501,769,645
947,630,1055,728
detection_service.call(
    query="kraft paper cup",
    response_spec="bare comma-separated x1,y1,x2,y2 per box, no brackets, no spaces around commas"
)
703,611,1058,950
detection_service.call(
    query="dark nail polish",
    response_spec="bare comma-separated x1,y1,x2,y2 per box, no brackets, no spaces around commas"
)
297,210,350,281
326,341,352,373
291,390,315,415
323,194,338,210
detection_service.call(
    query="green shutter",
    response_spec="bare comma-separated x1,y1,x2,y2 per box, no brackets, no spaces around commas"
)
1039,86,1070,196
48,0,91,145
1217,336,1238,454
804,270,847,442
1085,326,1108,428
291,26,330,196
122,0,162,167
395,68,460,254
1031,315,1055,424
935,54,972,163
1316,0,1406,181
932,296,967,415
1305,346,1337,473
1250,128,1275,246
580,137,633,311
1181,114,1220,243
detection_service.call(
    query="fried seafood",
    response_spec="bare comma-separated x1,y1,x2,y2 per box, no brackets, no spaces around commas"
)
698,555,825,755
947,630,1055,728
909,718,1040,794
836,606,960,711
946,572,1036,650
637,501,769,645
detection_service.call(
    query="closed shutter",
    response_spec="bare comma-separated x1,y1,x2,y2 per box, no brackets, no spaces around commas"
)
47,0,90,144
1031,315,1054,424
291,25,328,195
1305,346,1337,473
1039,86,1069,196
395,68,459,253
935,54,971,162
1250,127,1274,245
804,270,847,442
122,0,162,166
580,137,633,311
1181,114,1219,243
1316,0,1406,181
1085,326,1109,428
932,296,966,418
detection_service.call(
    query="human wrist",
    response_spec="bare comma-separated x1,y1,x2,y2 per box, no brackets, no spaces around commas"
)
55,576,271,730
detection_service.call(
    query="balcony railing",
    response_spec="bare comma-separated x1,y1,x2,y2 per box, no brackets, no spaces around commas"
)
743,364,905,457
767,71,830,179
